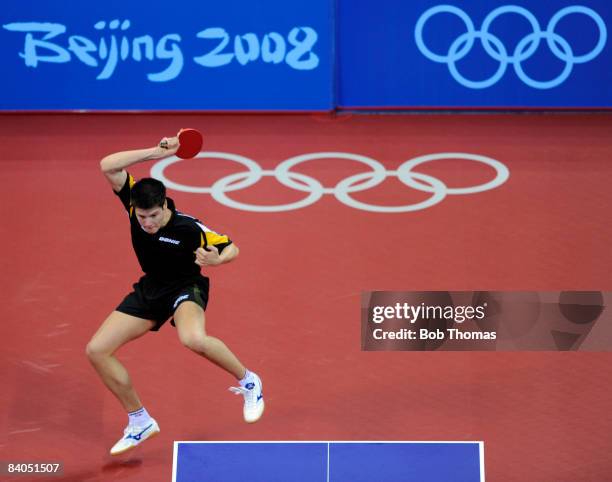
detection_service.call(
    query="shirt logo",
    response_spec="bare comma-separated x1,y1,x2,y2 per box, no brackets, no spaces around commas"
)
159,236,180,245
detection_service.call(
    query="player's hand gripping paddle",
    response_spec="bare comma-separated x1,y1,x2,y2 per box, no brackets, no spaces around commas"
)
176,128,203,159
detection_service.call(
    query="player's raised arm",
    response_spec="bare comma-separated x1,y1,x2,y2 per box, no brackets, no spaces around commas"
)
100,135,179,192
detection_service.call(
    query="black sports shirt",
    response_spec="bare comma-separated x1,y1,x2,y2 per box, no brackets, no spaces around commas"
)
115,173,232,287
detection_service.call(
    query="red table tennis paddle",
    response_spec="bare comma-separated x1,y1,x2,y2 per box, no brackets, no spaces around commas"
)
176,128,203,159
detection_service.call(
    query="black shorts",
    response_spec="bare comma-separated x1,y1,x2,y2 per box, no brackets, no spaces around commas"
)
116,276,209,331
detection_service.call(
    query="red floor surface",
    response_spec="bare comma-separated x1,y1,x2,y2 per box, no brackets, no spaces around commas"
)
1,113,611,481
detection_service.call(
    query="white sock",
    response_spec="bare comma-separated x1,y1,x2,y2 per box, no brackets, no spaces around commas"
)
239,369,254,387
128,406,152,427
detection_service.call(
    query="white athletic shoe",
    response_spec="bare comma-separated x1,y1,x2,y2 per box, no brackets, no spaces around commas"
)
109,419,160,456
229,372,265,423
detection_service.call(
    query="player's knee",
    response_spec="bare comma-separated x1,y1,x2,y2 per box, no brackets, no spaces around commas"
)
85,339,108,361
85,342,97,361
85,340,99,360
180,333,210,355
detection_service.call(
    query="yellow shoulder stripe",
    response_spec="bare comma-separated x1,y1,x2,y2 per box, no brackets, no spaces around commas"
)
207,232,229,245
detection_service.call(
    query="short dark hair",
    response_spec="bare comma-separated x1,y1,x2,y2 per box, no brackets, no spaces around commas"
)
131,178,166,209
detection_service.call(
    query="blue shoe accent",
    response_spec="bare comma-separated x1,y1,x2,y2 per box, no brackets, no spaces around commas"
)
126,424,153,442
245,382,255,390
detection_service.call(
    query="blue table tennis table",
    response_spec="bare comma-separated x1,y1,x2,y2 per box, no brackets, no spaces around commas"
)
173,441,485,482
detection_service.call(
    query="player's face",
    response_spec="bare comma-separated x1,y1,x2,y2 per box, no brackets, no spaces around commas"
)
135,205,165,234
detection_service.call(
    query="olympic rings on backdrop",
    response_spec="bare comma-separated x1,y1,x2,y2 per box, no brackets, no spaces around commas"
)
415,5,607,89
150,151,509,213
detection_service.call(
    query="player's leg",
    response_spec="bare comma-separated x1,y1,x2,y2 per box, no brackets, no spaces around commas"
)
86,310,154,412
174,301,264,422
174,301,245,378
86,311,160,455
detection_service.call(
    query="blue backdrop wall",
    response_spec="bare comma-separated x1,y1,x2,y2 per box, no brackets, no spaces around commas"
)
338,0,611,108
1,0,334,110
2,0,611,110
